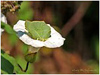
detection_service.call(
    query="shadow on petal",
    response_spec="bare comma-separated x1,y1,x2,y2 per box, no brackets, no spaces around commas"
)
17,31,26,37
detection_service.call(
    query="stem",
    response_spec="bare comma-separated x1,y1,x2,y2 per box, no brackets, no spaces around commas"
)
17,62,30,72
24,62,29,72
61,2,91,37
18,64,24,71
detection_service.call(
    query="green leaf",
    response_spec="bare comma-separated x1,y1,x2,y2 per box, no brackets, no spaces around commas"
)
25,21,51,41
1,21,16,35
1,69,8,74
18,1,33,20
1,50,23,74
1,56,14,74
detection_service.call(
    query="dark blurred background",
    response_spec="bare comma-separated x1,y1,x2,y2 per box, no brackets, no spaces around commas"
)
1,1,99,74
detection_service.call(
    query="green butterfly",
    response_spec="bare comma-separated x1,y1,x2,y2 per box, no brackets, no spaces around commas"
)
25,21,51,41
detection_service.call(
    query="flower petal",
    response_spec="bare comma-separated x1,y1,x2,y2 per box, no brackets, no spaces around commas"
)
1,28,4,33
13,21,65,48
0,28,4,35
44,24,65,48
13,20,45,47
1,13,7,34
13,20,28,32
1,13,7,24
19,33,44,47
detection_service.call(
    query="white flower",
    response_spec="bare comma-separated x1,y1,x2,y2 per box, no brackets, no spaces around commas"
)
13,20,65,48
1,13,7,34
1,13,7,24
1,28,4,33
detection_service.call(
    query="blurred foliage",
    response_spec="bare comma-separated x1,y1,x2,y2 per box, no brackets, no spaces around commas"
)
40,47,53,56
52,26,61,33
84,2,98,22
1,21,16,35
62,34,74,51
9,35,18,46
90,36,99,61
18,1,33,20
1,21,18,47
95,38,99,60
52,15,60,27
